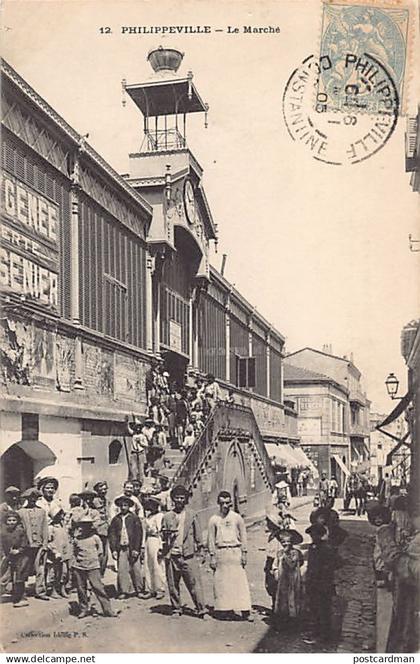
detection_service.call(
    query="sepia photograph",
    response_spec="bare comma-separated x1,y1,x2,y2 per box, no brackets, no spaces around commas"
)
0,0,419,656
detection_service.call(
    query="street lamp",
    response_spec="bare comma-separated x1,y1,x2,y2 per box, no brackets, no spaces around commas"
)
385,372,402,400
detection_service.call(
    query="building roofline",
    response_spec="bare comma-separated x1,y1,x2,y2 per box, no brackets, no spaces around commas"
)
286,346,362,377
1,58,153,218
283,364,349,396
209,265,285,344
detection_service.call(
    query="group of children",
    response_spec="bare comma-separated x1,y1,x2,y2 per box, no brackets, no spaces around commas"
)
0,477,174,617
264,500,347,644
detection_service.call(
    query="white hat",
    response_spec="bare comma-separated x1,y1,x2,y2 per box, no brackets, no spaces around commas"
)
275,481,289,490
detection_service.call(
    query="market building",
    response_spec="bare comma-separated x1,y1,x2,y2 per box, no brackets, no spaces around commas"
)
0,50,303,521
284,346,371,492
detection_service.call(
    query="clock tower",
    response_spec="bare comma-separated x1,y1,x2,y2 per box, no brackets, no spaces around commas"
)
124,47,217,379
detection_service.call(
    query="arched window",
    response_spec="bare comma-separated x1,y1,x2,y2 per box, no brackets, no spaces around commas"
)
108,439,122,465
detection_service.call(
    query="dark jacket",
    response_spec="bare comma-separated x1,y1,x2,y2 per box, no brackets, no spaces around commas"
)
0,525,29,582
306,541,338,595
0,525,28,557
108,512,143,554
161,508,203,558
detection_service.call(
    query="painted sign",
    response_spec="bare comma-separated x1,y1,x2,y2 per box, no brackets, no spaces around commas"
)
115,353,139,401
0,174,59,308
298,397,322,412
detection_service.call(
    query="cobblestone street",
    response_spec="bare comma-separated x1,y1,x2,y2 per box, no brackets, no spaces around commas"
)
3,502,377,653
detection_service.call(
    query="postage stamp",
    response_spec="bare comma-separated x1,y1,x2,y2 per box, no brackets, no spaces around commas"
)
317,1,412,115
282,53,399,165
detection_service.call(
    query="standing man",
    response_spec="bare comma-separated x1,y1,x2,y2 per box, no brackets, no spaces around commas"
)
127,418,148,482
37,477,62,521
204,374,222,411
18,487,49,601
318,472,330,507
207,491,253,621
93,481,110,576
111,480,144,519
108,496,143,599
161,485,209,619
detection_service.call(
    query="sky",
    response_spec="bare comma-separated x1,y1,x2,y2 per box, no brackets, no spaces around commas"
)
2,0,419,413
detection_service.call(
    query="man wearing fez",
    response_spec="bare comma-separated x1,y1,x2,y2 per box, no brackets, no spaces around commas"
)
161,485,209,619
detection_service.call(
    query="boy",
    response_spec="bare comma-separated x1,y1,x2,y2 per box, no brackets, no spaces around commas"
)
304,523,338,643
0,511,29,607
367,502,399,588
72,516,116,618
18,487,49,601
48,505,71,598
108,496,144,599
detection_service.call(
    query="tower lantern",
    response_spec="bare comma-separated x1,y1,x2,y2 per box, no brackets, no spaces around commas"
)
124,46,209,153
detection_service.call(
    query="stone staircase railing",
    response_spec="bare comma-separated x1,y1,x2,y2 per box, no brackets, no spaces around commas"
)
173,402,276,491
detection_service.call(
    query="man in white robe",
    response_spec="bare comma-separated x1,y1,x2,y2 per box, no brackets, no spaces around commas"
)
208,491,253,621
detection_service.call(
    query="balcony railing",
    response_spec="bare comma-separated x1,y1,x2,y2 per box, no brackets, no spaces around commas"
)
142,128,186,152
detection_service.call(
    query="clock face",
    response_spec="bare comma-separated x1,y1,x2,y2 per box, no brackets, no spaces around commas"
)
183,179,196,225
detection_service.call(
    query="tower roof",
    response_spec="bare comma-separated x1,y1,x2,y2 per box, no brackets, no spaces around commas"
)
125,46,207,117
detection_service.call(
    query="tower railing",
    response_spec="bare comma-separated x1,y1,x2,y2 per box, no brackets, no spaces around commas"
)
142,128,187,152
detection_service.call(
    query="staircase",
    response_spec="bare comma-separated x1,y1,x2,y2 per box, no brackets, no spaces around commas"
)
162,448,185,482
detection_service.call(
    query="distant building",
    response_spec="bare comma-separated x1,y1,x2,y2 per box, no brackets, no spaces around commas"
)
369,412,407,485
284,347,371,491
283,363,350,493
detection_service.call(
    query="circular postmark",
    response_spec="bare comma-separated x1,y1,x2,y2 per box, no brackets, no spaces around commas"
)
282,52,399,165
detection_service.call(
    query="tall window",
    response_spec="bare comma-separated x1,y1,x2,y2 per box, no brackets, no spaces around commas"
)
236,356,256,389
108,439,122,465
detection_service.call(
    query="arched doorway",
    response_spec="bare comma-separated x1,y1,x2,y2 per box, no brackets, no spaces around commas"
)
223,441,247,515
1,444,33,490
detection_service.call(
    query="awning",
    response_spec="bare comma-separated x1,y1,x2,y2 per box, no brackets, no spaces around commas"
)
332,454,351,477
378,391,412,428
265,443,296,467
265,443,318,476
292,446,319,478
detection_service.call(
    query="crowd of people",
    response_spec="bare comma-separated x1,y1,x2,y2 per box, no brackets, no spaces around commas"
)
0,477,254,623
0,472,348,644
128,363,228,481
1,468,418,649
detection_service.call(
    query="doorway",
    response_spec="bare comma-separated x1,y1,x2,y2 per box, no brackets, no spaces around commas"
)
162,350,188,391
1,444,34,491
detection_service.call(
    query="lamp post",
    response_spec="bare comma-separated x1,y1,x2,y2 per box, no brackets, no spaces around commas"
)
385,373,403,400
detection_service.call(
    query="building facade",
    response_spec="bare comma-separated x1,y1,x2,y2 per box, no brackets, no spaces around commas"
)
1,50,297,511
284,347,371,491
283,363,350,492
